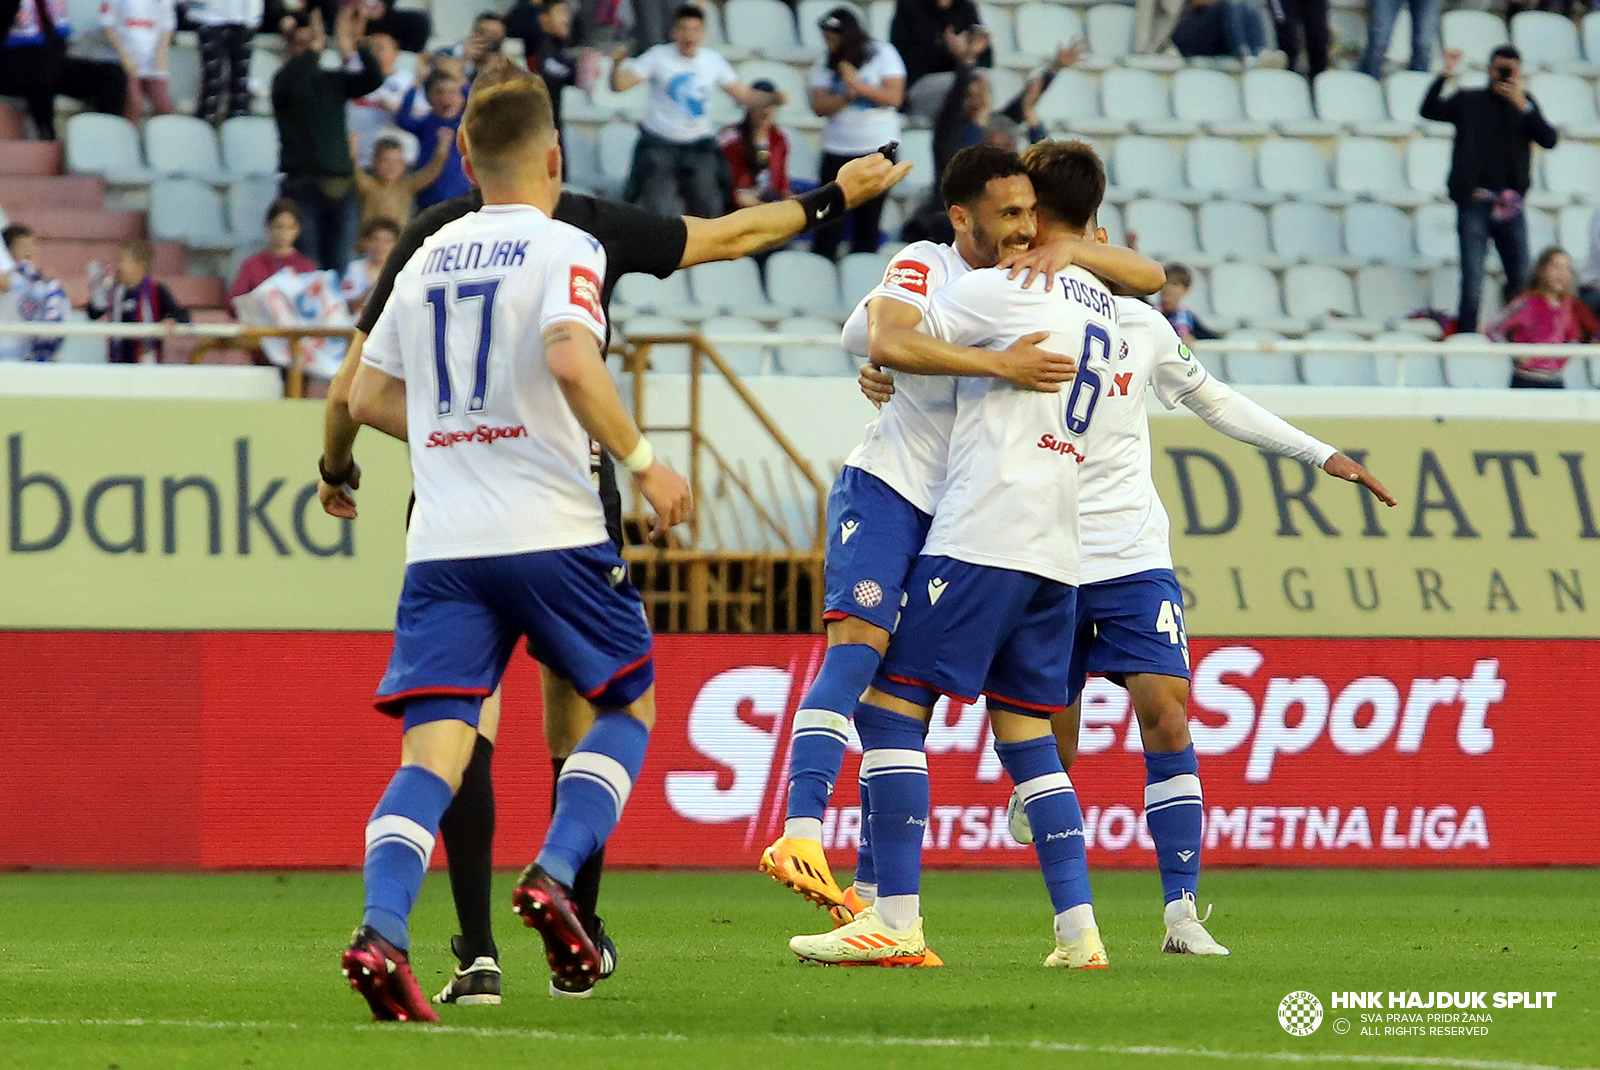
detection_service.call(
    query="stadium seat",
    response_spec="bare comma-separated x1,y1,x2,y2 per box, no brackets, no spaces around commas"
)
1097,201,1126,245
1511,10,1589,73
722,0,800,53
1301,330,1377,386
1586,12,1600,68
166,43,202,114
1335,137,1428,207
227,177,279,237
840,250,892,309
895,129,936,196
218,115,279,177
1344,202,1425,268
1033,69,1106,132
614,270,694,317
1385,70,1450,135
1529,74,1600,138
1012,4,1085,62
1557,204,1595,256
1258,138,1349,205
1442,335,1512,388
1197,201,1277,265
1313,70,1411,138
1171,68,1269,137
687,258,771,318
1125,200,1199,261
1085,3,1137,62
1372,331,1446,386
1413,202,1459,264
1284,265,1371,333
978,4,1021,65
1210,263,1293,332
766,250,842,317
247,47,281,113
1109,136,1188,201
868,0,894,40
64,113,156,185
736,60,816,130
1356,266,1429,329
1186,137,1276,204
1441,10,1509,66
1270,201,1362,269
1096,68,1187,137
586,58,649,122
144,114,231,185
797,0,866,49
623,315,694,373
1242,69,1340,137
1223,329,1301,384
148,178,239,252
775,315,852,375
1542,142,1600,201
1430,266,1502,324
700,315,769,375
1526,208,1559,258
1404,137,1451,195
597,121,640,191
562,126,603,193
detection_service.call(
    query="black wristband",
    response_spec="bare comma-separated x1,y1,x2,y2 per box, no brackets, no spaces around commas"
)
319,456,357,486
797,182,848,233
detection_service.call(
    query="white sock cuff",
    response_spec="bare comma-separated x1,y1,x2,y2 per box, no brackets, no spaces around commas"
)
1145,773,1203,808
1017,770,1074,805
860,747,928,777
365,814,436,867
783,817,824,842
874,893,920,931
793,708,851,740
560,751,636,812
1054,902,1097,942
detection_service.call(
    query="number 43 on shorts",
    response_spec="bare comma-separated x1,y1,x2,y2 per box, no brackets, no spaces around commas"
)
1155,599,1190,669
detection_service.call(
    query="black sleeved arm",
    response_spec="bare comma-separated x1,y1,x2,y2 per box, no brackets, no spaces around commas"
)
356,192,481,334
1418,76,1459,123
1524,99,1559,150
557,192,688,283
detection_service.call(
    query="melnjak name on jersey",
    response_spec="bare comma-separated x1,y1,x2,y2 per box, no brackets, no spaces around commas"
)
421,239,530,275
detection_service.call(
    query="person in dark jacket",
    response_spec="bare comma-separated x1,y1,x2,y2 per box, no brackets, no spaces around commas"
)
1420,44,1559,334
271,4,384,272
890,0,987,99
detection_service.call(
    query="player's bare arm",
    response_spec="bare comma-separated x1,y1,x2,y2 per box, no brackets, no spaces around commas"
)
544,322,693,538
318,329,379,519
1000,240,1165,295
677,152,912,267
866,296,1075,391
347,362,409,442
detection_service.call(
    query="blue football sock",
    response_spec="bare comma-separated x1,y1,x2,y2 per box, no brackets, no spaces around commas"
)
784,643,882,837
853,774,875,891
1144,745,1203,903
854,702,927,928
536,711,650,888
995,736,1092,914
363,763,455,950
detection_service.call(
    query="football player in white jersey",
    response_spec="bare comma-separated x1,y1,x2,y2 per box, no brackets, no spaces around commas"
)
790,141,1123,970
761,146,1165,934
862,271,1396,963
339,74,692,1022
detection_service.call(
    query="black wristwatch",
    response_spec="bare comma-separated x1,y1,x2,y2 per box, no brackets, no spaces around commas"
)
319,456,358,486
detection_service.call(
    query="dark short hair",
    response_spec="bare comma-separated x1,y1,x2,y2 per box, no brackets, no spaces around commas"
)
2,223,33,250
1164,263,1192,288
1021,139,1105,231
362,217,402,240
371,136,405,158
266,197,301,228
673,4,705,23
474,10,504,26
425,69,460,93
1489,44,1520,65
940,144,1028,209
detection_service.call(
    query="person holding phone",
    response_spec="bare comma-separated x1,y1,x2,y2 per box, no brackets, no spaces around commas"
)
1421,44,1558,334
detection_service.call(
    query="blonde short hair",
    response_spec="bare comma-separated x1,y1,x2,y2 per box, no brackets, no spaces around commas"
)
462,60,555,178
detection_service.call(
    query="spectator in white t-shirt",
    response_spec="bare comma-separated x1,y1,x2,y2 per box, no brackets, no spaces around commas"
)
610,3,781,218
807,7,905,258
100,0,176,120
346,31,420,166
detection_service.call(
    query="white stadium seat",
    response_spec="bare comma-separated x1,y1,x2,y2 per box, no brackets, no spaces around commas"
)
1526,208,1559,259
1258,138,1348,205
1373,331,1446,387
1124,200,1198,261
723,0,800,53
624,316,694,373
1385,70,1449,135
1100,68,1193,137
688,259,771,317
1356,266,1429,329
1344,201,1424,267
597,121,640,190
148,178,239,252
227,177,279,237
1414,202,1459,264
1441,10,1509,66
1543,142,1600,201
775,315,852,375
1443,334,1512,388
840,251,893,308
1085,3,1136,61
1314,70,1411,138
766,250,842,317
219,115,279,177
1558,205,1596,257
1271,201,1357,268
1404,137,1452,194
64,113,156,185
1197,201,1274,264
1223,329,1301,384
1110,136,1187,200
1529,74,1600,138
1586,12,1600,68
1335,137,1428,206
1033,69,1105,131
614,271,693,316
1012,4,1085,61
1284,264,1364,329
1210,263,1289,332
1301,330,1378,386
144,114,231,185
1511,10,1587,72
1242,69,1340,137
1172,69,1269,137
700,316,769,375
1186,137,1276,204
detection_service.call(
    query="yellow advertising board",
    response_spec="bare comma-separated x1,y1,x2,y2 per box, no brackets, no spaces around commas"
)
1155,416,1600,637
0,397,412,629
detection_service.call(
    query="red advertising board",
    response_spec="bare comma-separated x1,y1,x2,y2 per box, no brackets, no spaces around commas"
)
1,632,1594,868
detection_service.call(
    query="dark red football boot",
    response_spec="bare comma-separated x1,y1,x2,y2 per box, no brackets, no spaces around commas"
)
341,925,441,1023
512,864,602,995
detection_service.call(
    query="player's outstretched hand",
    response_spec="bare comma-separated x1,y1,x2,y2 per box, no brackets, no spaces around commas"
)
1324,452,1396,507
998,238,1078,291
859,362,895,407
996,331,1076,392
318,462,361,519
636,461,693,541
836,153,914,209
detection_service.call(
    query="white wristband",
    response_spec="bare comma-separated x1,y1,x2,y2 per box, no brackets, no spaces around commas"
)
621,437,654,474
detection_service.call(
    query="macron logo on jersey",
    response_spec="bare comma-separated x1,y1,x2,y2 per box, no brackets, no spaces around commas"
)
884,261,930,295
927,577,947,605
570,265,603,322
1037,434,1085,462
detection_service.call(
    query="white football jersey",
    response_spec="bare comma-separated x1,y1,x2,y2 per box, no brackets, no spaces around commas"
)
362,203,611,564
920,265,1121,586
838,240,974,514
1076,298,1213,584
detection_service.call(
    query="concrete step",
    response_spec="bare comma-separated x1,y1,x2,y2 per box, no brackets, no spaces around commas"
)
0,174,105,209
36,239,188,282
61,272,226,310
6,206,145,240
0,140,63,176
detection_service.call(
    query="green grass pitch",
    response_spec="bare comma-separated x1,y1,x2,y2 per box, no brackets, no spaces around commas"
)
0,869,1594,1070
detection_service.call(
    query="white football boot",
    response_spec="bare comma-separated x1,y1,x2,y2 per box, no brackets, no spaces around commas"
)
1044,925,1110,969
1161,892,1230,956
789,908,937,967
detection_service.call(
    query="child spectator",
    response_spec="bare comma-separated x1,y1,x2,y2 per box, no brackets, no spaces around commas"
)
718,79,791,210
394,67,470,210
1155,263,1218,344
230,198,320,311
1,225,69,362
341,216,399,314
190,0,261,122
353,131,450,228
87,238,190,363
1487,246,1599,388
100,0,176,120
